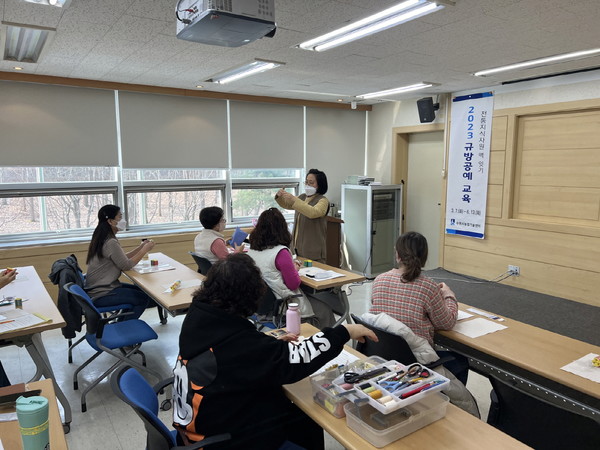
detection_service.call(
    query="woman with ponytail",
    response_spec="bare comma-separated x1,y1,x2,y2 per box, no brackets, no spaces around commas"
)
369,231,469,385
85,204,154,319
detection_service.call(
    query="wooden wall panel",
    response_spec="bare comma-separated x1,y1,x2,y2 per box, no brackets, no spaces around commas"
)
521,111,600,150
520,149,600,188
517,186,600,220
491,115,508,151
443,245,600,307
486,185,503,218
488,150,505,185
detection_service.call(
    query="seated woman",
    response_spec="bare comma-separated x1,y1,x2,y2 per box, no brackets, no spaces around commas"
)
194,206,242,264
369,231,469,385
247,208,333,328
173,253,376,449
85,204,154,320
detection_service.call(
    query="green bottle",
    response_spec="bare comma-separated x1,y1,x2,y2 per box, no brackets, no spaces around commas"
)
16,395,49,450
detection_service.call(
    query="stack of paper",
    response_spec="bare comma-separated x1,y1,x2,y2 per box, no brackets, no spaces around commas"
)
0,310,51,334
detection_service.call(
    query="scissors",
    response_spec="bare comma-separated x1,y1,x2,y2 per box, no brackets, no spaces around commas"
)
343,366,390,384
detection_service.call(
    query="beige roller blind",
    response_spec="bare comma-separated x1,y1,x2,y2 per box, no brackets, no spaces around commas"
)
119,91,228,169
0,81,118,166
230,101,303,168
306,107,366,203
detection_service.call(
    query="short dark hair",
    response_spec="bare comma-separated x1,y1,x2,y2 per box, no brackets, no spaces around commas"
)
199,206,224,229
249,208,291,251
307,168,328,195
396,231,428,282
192,253,266,317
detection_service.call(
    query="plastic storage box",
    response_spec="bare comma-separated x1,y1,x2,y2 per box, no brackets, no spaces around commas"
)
311,356,386,418
344,393,449,448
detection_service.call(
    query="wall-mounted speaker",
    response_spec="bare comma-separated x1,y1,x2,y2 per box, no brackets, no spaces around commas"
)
417,97,440,123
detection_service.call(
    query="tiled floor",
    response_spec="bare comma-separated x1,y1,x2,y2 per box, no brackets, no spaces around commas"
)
3,281,491,449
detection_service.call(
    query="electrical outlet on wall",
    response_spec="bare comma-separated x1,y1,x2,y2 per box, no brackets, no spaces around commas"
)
508,265,520,276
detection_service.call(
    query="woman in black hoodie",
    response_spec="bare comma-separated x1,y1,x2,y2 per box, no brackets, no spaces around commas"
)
173,253,376,449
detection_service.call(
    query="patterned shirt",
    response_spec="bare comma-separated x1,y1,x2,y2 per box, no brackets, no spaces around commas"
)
370,269,458,344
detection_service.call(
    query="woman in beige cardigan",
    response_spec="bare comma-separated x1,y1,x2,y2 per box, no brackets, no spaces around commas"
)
275,168,329,263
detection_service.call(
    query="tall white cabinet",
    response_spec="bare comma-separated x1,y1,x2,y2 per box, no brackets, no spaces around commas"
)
341,184,403,278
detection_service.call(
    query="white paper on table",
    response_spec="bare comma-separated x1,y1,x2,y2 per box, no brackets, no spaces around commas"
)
299,267,345,281
0,309,49,334
0,412,17,422
133,263,176,274
161,279,202,293
457,310,474,321
560,353,600,383
452,317,507,338
311,349,360,376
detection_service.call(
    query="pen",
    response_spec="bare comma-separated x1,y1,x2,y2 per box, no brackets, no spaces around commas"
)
0,319,15,325
400,380,443,399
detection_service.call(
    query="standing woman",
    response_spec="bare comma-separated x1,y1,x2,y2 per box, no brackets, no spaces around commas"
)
275,168,329,263
85,204,154,320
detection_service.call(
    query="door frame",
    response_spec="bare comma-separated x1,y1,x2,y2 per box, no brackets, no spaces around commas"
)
391,123,445,266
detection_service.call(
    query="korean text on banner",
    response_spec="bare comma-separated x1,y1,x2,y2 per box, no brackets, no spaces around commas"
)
445,92,494,239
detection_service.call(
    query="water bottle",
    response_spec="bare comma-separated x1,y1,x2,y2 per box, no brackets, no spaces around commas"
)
16,395,49,450
286,302,301,335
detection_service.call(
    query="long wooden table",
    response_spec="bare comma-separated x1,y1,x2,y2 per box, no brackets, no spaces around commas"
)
284,324,528,449
435,302,600,419
124,252,205,314
298,259,365,326
0,266,72,429
0,379,68,449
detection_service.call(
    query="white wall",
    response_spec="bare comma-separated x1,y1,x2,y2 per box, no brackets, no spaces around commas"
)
366,71,600,184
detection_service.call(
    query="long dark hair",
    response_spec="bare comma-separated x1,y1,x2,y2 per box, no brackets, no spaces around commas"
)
249,208,291,251
86,204,120,264
192,253,266,317
396,231,428,282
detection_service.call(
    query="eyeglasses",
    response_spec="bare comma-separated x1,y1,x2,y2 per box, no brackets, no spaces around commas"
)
220,218,227,223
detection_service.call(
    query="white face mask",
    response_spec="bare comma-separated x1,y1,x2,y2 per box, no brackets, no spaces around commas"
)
115,218,127,231
305,185,317,196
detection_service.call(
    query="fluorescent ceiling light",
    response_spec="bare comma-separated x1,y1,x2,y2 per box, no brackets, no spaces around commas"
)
357,82,433,100
2,22,56,63
206,59,285,84
22,0,71,7
298,0,450,52
474,48,600,77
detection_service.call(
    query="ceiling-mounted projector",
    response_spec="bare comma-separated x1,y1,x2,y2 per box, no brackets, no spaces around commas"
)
176,0,276,48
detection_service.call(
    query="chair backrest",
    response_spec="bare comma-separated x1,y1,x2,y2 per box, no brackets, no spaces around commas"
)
350,314,418,365
111,366,176,450
189,251,213,275
63,282,102,335
487,376,600,449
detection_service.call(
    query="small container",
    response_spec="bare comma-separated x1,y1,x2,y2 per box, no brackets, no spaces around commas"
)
344,393,449,448
303,259,313,267
16,395,49,450
15,297,23,309
151,259,158,267
285,303,301,335
142,253,150,267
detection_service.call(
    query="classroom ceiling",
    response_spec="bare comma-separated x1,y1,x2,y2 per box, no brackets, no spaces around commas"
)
1,0,600,106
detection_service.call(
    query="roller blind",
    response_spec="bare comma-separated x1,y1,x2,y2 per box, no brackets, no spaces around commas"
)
118,91,228,168
306,108,366,204
0,81,118,166
230,101,303,168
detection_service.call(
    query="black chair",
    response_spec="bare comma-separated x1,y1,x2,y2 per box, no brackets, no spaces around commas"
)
189,251,213,275
350,314,449,369
111,366,231,450
487,375,600,449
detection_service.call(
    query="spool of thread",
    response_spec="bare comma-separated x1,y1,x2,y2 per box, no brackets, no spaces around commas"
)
151,259,158,267
362,386,375,394
15,298,23,309
379,395,394,404
303,259,313,267
16,395,49,450
368,389,383,399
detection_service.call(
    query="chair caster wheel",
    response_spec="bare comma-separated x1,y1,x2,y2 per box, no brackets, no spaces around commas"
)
63,423,71,434
160,317,168,325
160,399,172,411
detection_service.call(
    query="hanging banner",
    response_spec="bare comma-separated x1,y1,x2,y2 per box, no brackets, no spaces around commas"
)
445,92,494,239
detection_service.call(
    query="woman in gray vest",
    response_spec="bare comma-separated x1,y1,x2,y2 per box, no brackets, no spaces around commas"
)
275,168,329,263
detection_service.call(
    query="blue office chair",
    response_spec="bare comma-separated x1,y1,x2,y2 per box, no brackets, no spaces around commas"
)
111,366,231,450
64,282,161,412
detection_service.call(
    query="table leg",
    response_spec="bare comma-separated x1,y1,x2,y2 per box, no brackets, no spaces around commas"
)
14,333,72,428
